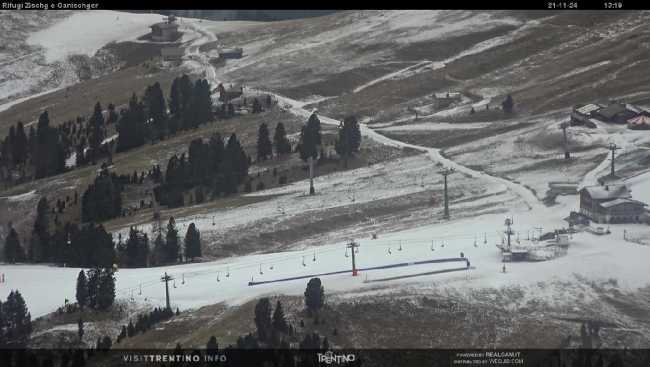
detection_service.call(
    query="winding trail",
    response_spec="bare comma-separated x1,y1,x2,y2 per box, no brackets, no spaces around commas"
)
182,21,545,214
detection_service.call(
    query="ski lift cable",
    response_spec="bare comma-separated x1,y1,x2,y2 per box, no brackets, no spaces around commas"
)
115,229,518,296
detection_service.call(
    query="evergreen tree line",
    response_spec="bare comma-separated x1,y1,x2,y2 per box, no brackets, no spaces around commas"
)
5,219,116,269
0,111,67,182
0,290,32,348
256,121,292,162
156,132,249,208
116,74,213,154
111,217,201,268
75,268,116,311
115,307,175,344
5,204,200,268
81,168,125,223
0,100,123,188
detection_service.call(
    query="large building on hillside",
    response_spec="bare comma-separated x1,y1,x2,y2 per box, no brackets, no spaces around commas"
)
150,16,180,42
579,184,646,223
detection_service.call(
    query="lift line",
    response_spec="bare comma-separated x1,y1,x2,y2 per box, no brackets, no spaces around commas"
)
248,257,470,286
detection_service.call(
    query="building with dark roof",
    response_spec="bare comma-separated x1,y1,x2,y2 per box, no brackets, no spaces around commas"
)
150,16,180,42
593,103,638,124
218,48,243,59
161,47,184,62
579,184,646,223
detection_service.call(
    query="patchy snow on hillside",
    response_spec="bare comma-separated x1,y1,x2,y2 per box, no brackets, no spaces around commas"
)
378,122,491,132
0,190,37,202
27,11,163,63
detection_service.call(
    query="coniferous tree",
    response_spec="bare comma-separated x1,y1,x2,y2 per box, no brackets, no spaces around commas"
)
123,227,149,268
165,217,180,264
68,224,115,268
81,169,123,223
206,336,218,353
298,113,321,195
33,111,66,178
256,123,272,161
30,197,51,262
254,298,273,343
304,278,325,315
4,227,24,264
297,113,322,162
183,223,201,261
116,94,146,152
77,318,84,342
273,122,292,155
153,232,166,266
2,290,32,347
127,320,135,337
76,270,88,309
86,268,100,310
220,133,249,194
88,102,105,162
272,300,289,334
143,82,168,140
502,94,514,114
96,268,116,311
101,335,112,350
334,116,362,168
12,121,28,165
252,98,262,114
107,103,118,125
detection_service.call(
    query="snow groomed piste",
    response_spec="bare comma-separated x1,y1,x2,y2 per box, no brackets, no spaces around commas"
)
248,257,471,286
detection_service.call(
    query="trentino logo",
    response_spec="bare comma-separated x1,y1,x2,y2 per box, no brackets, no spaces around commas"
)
317,351,356,364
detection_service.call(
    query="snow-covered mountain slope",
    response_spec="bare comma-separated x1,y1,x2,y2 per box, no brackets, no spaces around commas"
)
0,11,163,110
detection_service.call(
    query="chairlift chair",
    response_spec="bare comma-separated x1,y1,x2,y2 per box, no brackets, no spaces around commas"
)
302,256,306,267
226,268,230,277
259,264,264,275
345,248,349,258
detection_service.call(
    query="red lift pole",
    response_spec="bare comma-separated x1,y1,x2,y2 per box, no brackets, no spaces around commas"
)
347,240,360,276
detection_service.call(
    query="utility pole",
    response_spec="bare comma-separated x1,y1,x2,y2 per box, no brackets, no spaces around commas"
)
308,156,315,195
440,167,455,220
504,217,514,251
560,121,570,159
161,272,174,311
347,240,360,276
608,143,621,177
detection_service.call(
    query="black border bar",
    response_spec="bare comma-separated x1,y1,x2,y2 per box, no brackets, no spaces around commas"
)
1,1,649,11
